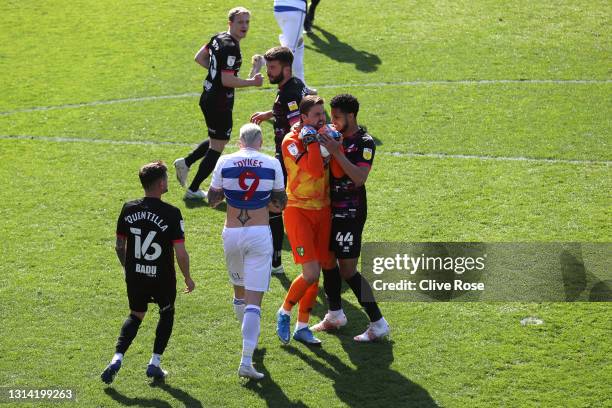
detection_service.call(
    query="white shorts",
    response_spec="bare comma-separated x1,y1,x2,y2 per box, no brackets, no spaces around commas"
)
222,225,273,292
274,10,305,51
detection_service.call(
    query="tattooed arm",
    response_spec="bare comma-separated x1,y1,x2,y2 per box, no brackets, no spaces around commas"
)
207,187,225,208
270,189,288,212
115,236,126,267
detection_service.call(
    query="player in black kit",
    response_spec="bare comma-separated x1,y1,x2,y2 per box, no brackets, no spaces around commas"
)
174,7,263,201
316,94,390,342
250,46,307,275
101,161,195,384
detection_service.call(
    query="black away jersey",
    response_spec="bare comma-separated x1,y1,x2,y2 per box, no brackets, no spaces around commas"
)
330,127,376,219
203,32,242,111
116,197,184,283
273,77,307,149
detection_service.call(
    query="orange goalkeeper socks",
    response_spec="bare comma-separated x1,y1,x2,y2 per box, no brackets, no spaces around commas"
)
283,275,311,312
298,281,319,323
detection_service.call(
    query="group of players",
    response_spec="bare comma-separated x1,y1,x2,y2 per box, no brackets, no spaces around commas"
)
101,5,389,384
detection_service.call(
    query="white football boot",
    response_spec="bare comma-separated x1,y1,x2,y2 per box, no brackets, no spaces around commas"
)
354,319,390,342
173,158,189,187
184,189,207,201
311,312,347,332
238,364,264,380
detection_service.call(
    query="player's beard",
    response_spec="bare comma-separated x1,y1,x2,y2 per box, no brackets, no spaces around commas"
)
334,114,349,133
311,120,324,130
268,71,285,84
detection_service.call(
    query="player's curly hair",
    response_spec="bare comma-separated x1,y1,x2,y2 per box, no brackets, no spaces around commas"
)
264,46,294,67
139,161,167,191
330,94,360,118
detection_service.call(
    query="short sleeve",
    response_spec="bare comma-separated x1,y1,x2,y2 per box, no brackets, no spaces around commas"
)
210,156,225,190
219,42,240,72
116,203,128,238
272,159,285,190
170,208,185,243
280,90,302,123
356,137,376,168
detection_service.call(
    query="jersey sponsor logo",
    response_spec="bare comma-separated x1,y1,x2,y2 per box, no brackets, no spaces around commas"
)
288,101,299,111
363,148,373,160
227,55,236,67
297,246,305,256
345,144,357,153
287,142,299,157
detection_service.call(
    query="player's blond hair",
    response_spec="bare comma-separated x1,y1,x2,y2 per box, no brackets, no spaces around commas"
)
228,6,250,22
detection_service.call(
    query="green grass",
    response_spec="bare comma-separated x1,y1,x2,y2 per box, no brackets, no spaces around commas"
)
0,0,610,407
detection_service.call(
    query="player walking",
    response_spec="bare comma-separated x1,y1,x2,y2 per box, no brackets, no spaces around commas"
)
207,123,286,380
174,7,263,200
303,0,321,33
316,94,390,341
101,161,195,384
250,46,308,275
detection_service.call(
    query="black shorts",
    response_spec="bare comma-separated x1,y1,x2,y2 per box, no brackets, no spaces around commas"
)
330,215,366,259
199,92,233,140
126,280,176,313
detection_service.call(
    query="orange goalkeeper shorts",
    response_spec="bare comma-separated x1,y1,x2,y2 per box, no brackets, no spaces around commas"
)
283,205,335,269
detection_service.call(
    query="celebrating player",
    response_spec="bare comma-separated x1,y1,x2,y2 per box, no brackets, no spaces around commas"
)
101,161,195,384
174,7,263,201
276,95,338,345
315,94,390,341
273,0,316,94
207,123,286,380
250,46,308,275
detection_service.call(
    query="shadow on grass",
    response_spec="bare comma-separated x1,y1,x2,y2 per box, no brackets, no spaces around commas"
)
274,270,438,407
104,381,203,408
183,197,209,209
285,294,439,407
150,381,203,408
306,26,381,73
104,388,172,408
243,348,308,407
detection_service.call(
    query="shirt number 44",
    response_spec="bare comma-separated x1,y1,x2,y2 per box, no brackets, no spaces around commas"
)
336,232,354,247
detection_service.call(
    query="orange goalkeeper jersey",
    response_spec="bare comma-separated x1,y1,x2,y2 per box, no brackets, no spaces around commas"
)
281,129,330,210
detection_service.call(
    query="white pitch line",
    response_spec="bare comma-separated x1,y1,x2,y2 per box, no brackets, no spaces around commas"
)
2,134,609,166
2,79,611,116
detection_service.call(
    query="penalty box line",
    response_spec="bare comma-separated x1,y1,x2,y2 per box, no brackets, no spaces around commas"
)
1,79,611,116
1,134,610,166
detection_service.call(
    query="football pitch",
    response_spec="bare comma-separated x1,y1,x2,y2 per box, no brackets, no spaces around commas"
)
0,1,610,407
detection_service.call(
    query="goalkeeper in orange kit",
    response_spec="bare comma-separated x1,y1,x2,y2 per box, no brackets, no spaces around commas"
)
275,95,344,345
